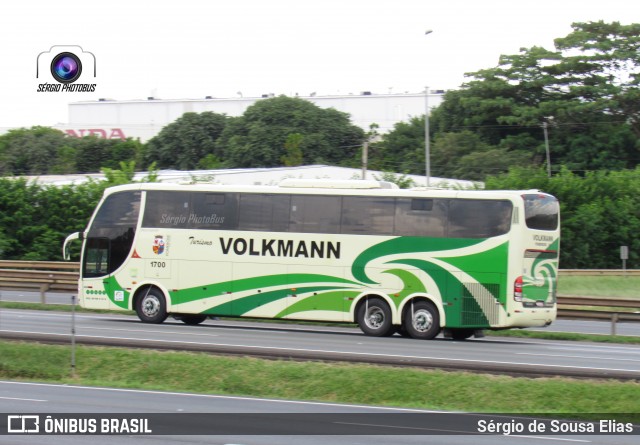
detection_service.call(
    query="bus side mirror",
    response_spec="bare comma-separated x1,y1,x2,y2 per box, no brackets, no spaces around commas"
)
62,232,85,261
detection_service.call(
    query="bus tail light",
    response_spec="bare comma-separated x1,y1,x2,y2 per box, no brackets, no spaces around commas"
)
514,276,523,302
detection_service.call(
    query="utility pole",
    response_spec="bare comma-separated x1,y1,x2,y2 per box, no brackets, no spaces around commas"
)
361,140,369,180
425,85,430,187
423,29,433,187
542,121,551,177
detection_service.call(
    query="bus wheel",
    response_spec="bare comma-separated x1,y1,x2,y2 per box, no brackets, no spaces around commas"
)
136,288,168,324
395,325,411,337
403,301,440,340
180,315,207,325
357,297,393,337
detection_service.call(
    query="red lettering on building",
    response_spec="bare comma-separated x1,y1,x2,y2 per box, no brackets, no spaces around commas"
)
64,128,126,140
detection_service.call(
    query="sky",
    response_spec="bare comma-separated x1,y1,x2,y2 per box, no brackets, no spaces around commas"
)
1,0,639,128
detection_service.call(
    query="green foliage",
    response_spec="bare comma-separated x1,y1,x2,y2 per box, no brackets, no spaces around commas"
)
369,116,424,173
0,163,158,261
0,178,105,260
144,111,229,169
197,154,222,169
0,127,146,176
408,21,640,178
1,341,639,415
372,172,416,189
217,96,365,168
0,127,69,175
281,133,304,166
485,167,640,268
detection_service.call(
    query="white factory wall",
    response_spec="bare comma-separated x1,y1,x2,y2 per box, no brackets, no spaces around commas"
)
64,92,445,142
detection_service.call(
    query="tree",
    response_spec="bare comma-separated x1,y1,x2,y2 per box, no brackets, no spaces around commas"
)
429,21,640,174
0,178,103,260
281,133,304,166
73,136,137,173
0,162,159,261
217,96,365,168
145,111,229,169
0,127,69,175
485,167,640,269
0,127,144,175
369,116,425,174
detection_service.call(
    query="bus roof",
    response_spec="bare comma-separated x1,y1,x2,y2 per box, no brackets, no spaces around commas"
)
100,181,551,200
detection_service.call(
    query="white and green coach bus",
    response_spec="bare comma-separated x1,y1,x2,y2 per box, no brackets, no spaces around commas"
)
63,179,559,340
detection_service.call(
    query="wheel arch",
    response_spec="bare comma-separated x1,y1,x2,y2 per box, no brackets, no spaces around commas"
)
398,294,447,328
350,292,397,323
130,282,172,313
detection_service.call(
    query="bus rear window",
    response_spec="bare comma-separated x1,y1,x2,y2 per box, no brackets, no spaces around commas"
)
523,194,559,231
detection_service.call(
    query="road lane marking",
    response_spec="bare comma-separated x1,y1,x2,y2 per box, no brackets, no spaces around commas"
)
335,422,591,442
0,396,47,402
0,381,440,412
517,353,640,363
1,329,639,374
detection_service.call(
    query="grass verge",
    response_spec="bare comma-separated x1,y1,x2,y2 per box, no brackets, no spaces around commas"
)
1,340,638,421
558,276,640,298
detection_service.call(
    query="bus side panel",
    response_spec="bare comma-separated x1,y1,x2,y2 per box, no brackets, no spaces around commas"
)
442,272,504,329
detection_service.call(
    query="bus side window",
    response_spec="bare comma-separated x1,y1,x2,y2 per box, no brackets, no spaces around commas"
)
142,191,190,228
448,200,512,238
289,195,341,234
238,194,291,232
394,198,447,237
190,193,238,230
341,196,394,235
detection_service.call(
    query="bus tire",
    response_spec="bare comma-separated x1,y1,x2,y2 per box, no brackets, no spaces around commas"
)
395,325,411,337
357,297,394,337
450,329,474,340
403,300,440,340
135,288,168,324
180,314,207,325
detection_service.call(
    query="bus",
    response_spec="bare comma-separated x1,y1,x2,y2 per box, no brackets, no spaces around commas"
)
63,179,560,340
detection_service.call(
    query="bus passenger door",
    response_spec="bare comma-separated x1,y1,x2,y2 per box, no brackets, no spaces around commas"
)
81,237,112,309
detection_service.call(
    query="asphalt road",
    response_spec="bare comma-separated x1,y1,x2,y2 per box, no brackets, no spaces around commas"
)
1,309,639,379
1,381,636,445
1,289,640,337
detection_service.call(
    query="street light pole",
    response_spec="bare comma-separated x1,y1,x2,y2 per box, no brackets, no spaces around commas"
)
424,29,433,187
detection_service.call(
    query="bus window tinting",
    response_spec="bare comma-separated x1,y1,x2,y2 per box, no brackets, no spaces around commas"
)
143,191,191,228
289,195,342,233
395,198,447,237
449,200,512,238
86,191,140,276
238,194,290,232
523,194,559,231
341,196,395,235
143,191,239,229
191,193,238,229
141,191,513,238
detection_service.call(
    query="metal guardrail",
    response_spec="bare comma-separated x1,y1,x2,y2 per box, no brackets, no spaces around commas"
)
0,260,79,303
560,269,640,276
556,295,640,335
0,262,638,333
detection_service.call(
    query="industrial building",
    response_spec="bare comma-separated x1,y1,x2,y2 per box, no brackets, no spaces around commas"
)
51,91,445,142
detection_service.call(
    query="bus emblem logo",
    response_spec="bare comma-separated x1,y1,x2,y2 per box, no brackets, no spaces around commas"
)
153,236,165,255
